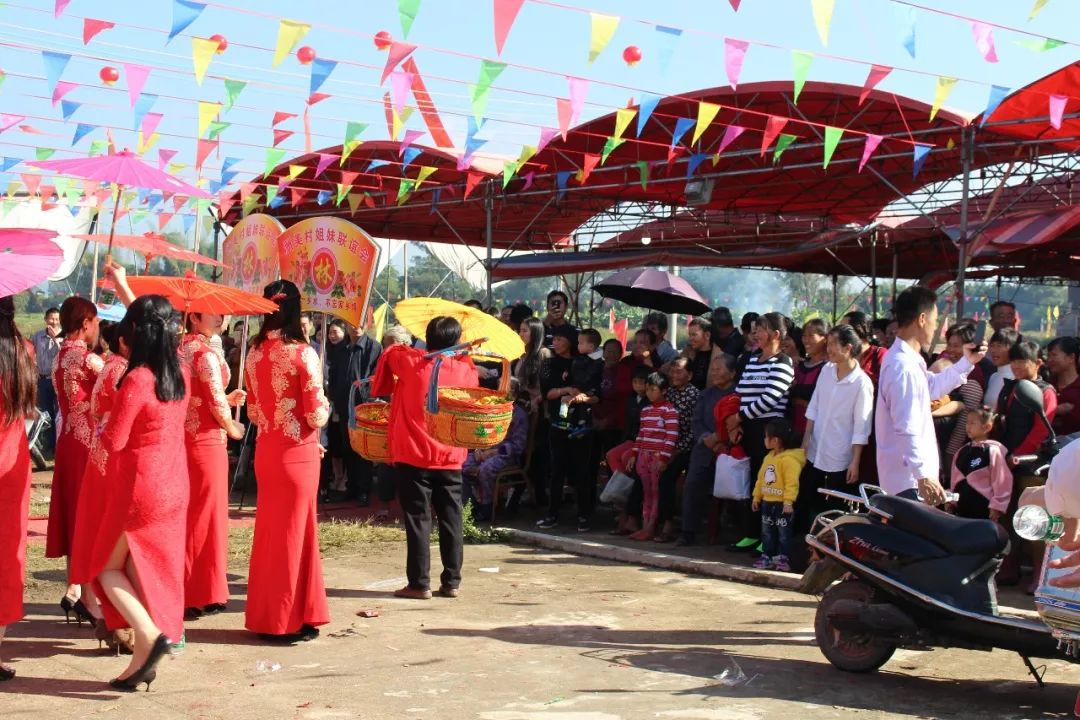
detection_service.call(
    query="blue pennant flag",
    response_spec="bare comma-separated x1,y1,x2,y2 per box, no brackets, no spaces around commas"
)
71,123,95,145
555,170,573,199
670,117,695,149
221,156,241,174
429,187,442,214
208,180,223,194
220,170,240,185
0,157,20,172
316,189,332,205
169,0,206,41
268,193,286,209
980,85,1010,128
60,100,81,121
897,5,917,58
309,58,337,95
401,147,423,168
462,136,486,160
136,187,150,205
686,153,709,178
912,143,931,178
654,26,682,75
147,191,163,208
637,94,660,137
41,51,71,97
132,93,158,131
366,159,392,171
182,213,195,234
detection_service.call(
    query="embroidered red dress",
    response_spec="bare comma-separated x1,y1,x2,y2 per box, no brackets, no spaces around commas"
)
47,339,104,559
69,353,127,584
0,344,33,627
181,333,233,609
243,331,330,635
83,366,190,643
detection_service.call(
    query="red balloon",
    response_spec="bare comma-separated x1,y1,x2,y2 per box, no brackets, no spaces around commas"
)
374,30,393,51
622,45,642,66
297,45,316,65
99,65,119,85
210,34,228,54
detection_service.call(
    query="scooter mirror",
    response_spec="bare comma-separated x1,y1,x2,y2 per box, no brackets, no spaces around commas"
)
1014,379,1046,415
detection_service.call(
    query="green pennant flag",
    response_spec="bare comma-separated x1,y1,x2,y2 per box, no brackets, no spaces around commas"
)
223,79,247,111
396,178,415,205
471,60,506,123
54,177,70,197
601,136,626,164
264,147,286,176
207,121,231,140
773,133,798,165
343,121,368,161
336,182,352,205
1015,36,1065,52
791,51,814,104
637,160,649,190
0,70,6,92
398,0,421,38
36,147,55,161
121,190,137,205
64,189,82,206
265,185,278,205
822,126,843,169
88,140,108,156
502,160,519,189
0,199,14,217
130,209,148,226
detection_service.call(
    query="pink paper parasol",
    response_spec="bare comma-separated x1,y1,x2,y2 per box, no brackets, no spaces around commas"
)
0,228,63,297
74,233,224,269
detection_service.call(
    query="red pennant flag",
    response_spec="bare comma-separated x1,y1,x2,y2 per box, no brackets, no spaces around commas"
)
218,192,236,220
172,195,186,212
580,153,600,184
157,212,174,230
238,182,257,202
464,171,484,199
272,111,296,127
289,187,309,207
381,41,417,83
272,128,294,146
760,116,788,156
83,18,115,45
21,173,42,195
493,0,526,55
728,0,741,9
195,138,218,173
859,64,892,105
614,318,628,350
339,170,360,187
556,98,573,141
364,194,376,208
307,92,331,106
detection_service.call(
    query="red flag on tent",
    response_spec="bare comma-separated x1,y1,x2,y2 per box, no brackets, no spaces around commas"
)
614,318,628,351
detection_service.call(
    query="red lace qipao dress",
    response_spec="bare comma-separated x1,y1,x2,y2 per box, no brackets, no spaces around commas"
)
243,331,330,635
181,333,232,608
47,339,104,559
0,342,33,627
69,354,127,584
84,366,190,643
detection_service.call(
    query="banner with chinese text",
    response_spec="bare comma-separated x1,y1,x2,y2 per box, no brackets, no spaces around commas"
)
221,214,284,295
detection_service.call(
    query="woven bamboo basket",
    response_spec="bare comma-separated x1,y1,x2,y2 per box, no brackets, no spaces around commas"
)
424,354,513,450
349,401,392,463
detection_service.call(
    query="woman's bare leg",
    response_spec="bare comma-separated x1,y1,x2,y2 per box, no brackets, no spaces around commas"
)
97,533,161,678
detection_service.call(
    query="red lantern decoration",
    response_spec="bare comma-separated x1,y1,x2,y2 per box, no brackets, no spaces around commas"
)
296,46,316,65
210,34,228,54
99,65,119,85
622,45,642,66
374,30,393,51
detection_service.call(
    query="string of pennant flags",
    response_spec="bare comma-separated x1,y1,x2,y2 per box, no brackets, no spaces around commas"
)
0,0,1073,231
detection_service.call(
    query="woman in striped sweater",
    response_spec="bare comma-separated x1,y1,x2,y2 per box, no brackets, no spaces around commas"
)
727,312,795,551
626,373,679,541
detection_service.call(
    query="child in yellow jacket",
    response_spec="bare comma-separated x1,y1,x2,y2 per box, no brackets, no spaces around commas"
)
752,419,807,572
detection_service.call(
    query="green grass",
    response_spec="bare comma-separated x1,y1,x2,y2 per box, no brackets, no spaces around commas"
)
227,518,406,568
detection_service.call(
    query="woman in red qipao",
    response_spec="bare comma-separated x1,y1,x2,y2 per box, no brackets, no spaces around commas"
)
370,316,479,600
0,296,36,681
49,296,103,625
181,313,246,621
84,295,190,691
244,280,330,643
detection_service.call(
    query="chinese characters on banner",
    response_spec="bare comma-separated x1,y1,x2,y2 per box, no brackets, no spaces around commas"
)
276,217,380,328
221,214,284,294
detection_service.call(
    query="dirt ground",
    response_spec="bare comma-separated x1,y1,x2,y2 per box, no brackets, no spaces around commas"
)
4,541,1079,720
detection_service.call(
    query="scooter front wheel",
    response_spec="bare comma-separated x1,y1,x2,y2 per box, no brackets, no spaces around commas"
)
815,580,897,673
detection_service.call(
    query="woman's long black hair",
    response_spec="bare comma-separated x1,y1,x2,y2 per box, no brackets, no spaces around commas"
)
254,279,304,347
119,295,186,402
0,296,36,424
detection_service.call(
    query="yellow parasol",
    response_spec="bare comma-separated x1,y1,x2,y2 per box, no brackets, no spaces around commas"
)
393,297,525,359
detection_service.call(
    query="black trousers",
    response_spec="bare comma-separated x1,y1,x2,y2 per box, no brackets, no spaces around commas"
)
657,451,690,526
395,464,464,591
547,427,598,520
737,418,770,539
680,443,717,537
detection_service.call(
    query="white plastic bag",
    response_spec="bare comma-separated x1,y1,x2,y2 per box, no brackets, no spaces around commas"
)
600,471,635,505
713,454,752,500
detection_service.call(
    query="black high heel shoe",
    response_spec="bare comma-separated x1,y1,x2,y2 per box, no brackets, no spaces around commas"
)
0,663,14,682
59,595,75,623
72,600,97,628
108,634,169,692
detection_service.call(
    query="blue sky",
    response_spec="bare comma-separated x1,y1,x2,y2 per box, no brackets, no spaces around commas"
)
1,0,1079,240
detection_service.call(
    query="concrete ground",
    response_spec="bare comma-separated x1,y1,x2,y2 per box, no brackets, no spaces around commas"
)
4,542,1079,719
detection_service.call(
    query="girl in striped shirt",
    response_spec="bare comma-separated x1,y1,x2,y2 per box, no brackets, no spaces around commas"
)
626,373,679,541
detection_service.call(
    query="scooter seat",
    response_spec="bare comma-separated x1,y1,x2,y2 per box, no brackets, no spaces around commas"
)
871,495,1008,556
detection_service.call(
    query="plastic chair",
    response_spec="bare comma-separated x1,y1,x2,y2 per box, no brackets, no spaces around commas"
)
25,411,51,471
490,412,537,525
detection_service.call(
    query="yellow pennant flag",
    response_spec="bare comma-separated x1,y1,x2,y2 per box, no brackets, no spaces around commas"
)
693,102,721,145
588,12,619,64
415,165,438,189
517,144,537,164
273,19,311,68
371,302,389,341
391,106,415,140
930,76,958,121
198,101,221,137
191,37,219,86
287,164,306,181
1030,0,1050,20
811,0,836,47
137,131,160,154
614,107,636,140
346,192,364,217
168,162,188,174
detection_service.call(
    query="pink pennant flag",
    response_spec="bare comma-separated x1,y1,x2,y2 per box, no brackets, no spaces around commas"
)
556,98,573,141
54,0,70,17
273,128,294,146
173,195,186,212
0,114,24,133
399,129,425,154
272,111,296,127
724,38,749,90
568,77,589,125
52,80,78,106
218,193,236,219
390,71,414,115
141,111,164,140
1049,94,1068,130
20,173,41,195
522,171,535,191
728,0,741,8
717,124,745,154
580,153,600,184
315,153,336,177
238,182,257,203
123,63,151,108
859,64,891,105
196,139,217,173
158,148,178,170
381,41,418,83
494,0,526,55
83,18,115,45
759,116,788,156
970,21,998,63
858,134,883,172
537,126,559,153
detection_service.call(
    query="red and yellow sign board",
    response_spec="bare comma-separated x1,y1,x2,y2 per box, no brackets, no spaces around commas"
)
221,214,284,295
276,217,380,328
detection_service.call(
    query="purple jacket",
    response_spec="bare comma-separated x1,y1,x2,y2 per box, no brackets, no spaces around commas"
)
496,404,530,463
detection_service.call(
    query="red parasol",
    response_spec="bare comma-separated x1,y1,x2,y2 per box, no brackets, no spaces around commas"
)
125,274,277,316
74,232,223,269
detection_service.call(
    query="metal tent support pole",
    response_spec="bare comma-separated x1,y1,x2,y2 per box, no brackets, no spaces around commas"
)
670,265,680,349
956,126,974,319
996,275,1002,301
891,251,899,308
484,183,494,308
210,208,222,282
832,274,838,324
870,234,878,320
403,241,409,299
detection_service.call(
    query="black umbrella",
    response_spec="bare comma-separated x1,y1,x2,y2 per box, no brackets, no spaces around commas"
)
592,267,712,316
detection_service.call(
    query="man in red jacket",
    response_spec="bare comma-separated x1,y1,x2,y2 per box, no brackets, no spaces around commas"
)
371,316,479,599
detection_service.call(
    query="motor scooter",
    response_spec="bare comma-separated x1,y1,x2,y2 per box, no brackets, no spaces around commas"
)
801,379,1079,686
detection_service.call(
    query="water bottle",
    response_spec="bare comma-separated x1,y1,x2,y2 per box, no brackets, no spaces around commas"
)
1014,504,1066,542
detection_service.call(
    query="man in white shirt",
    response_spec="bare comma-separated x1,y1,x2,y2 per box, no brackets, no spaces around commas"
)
876,286,985,504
